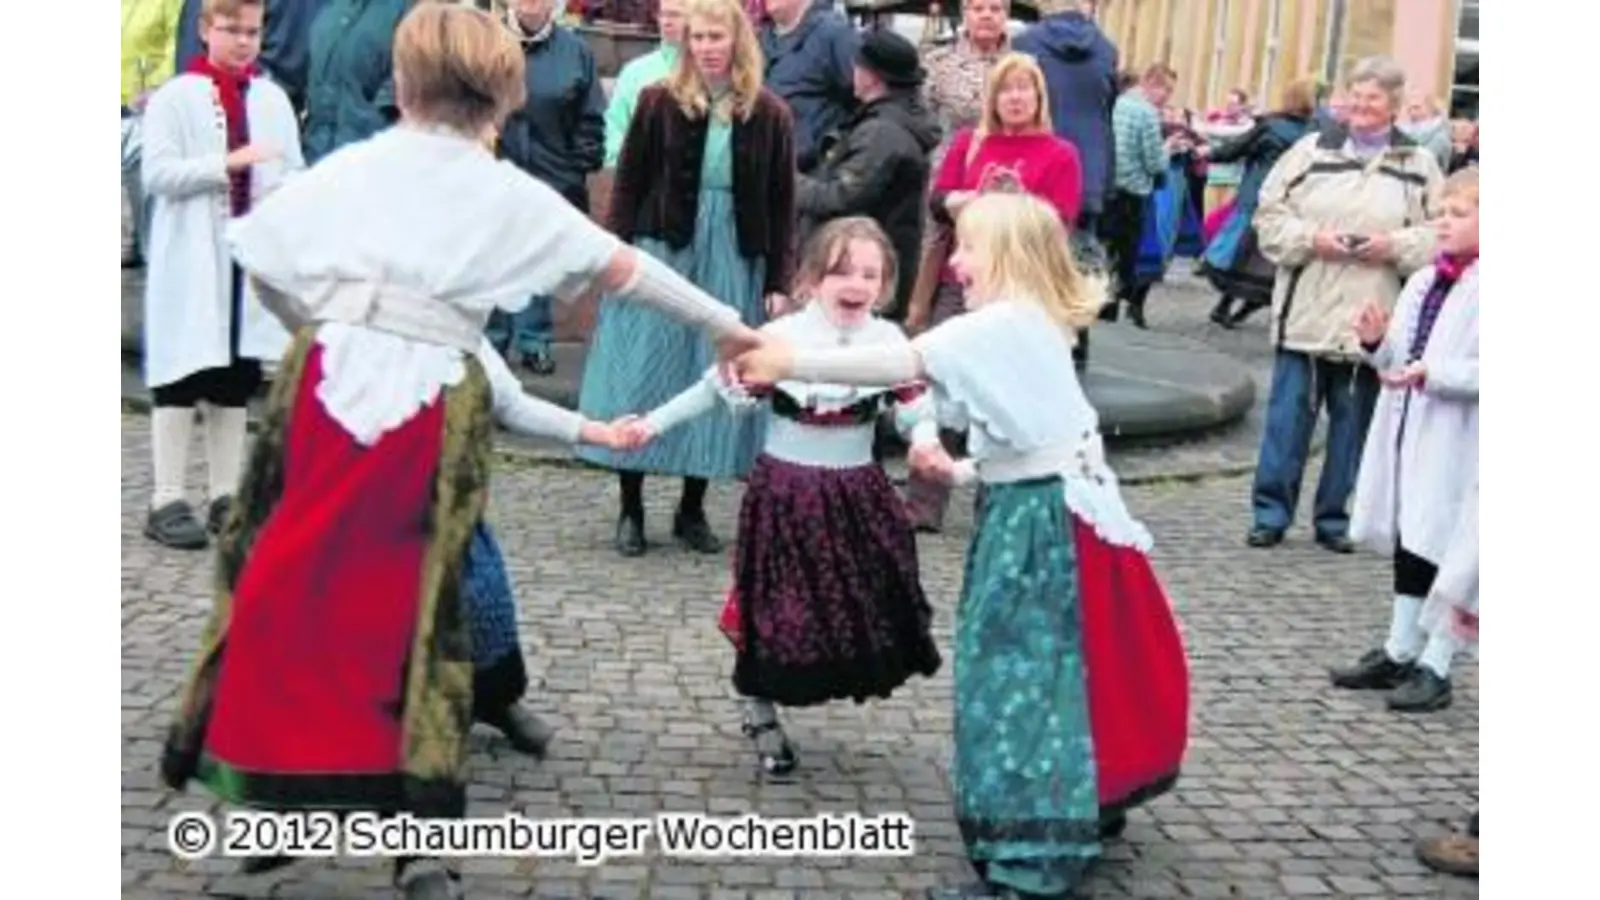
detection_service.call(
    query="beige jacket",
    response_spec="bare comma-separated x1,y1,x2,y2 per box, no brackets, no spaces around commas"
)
1253,126,1444,360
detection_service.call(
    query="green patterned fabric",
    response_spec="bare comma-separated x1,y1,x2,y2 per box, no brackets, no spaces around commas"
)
952,475,1100,896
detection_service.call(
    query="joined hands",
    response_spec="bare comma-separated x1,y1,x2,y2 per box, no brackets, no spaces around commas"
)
579,416,656,451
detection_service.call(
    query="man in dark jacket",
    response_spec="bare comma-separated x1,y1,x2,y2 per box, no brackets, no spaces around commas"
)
175,0,326,115
759,0,861,174
1012,0,1118,234
797,29,941,323
489,0,607,373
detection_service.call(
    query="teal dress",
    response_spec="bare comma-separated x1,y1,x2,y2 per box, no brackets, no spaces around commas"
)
577,116,768,479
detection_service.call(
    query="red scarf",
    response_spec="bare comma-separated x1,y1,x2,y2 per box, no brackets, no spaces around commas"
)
187,55,257,217
1435,248,1479,283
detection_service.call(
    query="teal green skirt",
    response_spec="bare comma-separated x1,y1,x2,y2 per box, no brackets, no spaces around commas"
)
953,476,1100,896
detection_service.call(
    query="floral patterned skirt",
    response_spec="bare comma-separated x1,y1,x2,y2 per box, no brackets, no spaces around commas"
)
954,475,1188,896
726,454,941,707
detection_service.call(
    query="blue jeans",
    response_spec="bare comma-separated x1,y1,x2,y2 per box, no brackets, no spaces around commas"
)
486,295,554,357
1251,349,1379,538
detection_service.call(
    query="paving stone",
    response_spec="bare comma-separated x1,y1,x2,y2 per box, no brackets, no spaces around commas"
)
117,407,1479,898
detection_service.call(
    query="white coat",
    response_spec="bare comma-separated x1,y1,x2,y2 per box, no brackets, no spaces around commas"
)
141,72,304,389
1349,261,1479,564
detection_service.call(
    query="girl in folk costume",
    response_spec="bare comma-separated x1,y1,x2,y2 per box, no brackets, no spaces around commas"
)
461,339,657,760
629,218,944,776
140,0,302,550
1332,168,1480,714
734,193,1191,900
577,0,796,559
158,6,767,899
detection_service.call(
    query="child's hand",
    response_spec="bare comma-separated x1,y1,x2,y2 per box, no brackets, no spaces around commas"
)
731,339,795,389
908,441,957,484
614,416,656,450
226,142,282,171
1379,361,1426,389
1352,298,1389,345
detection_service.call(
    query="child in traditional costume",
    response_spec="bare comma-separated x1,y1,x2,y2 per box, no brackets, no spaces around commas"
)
140,0,303,550
1334,168,1479,714
631,217,944,776
158,6,764,899
465,339,652,759
734,192,1192,900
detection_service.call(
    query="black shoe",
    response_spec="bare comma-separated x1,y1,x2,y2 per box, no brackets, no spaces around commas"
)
237,855,295,875
1098,301,1120,323
145,500,210,550
1329,648,1415,690
1467,811,1478,838
1316,533,1356,554
1209,297,1235,326
673,512,723,554
206,496,233,535
522,351,556,376
1387,667,1453,712
1229,299,1269,326
1099,810,1128,840
482,702,556,757
1127,303,1148,329
742,718,797,777
1245,527,1284,548
615,512,645,557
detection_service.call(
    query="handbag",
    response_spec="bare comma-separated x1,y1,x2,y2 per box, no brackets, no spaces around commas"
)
717,586,742,649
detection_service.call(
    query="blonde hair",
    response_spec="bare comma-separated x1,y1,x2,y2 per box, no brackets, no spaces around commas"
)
793,216,900,310
665,0,764,121
393,2,527,135
1442,167,1478,205
955,192,1103,335
968,53,1052,166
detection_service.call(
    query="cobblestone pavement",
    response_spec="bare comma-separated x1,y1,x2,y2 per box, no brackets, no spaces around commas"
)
122,411,1478,899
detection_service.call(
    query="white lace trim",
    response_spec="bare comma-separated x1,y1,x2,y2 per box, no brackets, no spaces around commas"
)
314,323,467,446
1060,472,1154,554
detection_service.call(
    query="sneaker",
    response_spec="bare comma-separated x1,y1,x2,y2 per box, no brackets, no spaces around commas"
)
1329,648,1414,690
1387,667,1453,712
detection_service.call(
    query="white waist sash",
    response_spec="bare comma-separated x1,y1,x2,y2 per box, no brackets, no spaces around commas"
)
763,418,877,469
977,436,1155,553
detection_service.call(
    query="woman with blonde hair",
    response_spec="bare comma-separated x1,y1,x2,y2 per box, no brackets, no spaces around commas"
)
578,0,797,557
1198,75,1317,327
158,5,766,897
902,51,1083,534
735,192,1191,900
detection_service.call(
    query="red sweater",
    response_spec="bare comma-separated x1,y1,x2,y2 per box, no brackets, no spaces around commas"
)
930,128,1083,282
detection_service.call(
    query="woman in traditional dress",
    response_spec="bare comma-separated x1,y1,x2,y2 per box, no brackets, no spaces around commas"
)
733,192,1191,900
632,217,943,776
903,52,1083,533
140,0,302,550
158,6,765,898
577,0,795,557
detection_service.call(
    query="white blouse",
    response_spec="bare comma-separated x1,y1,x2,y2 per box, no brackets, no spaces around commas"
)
228,124,624,445
644,304,939,468
917,300,1154,552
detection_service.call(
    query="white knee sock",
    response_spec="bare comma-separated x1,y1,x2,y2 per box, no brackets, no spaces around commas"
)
1383,594,1426,663
1418,632,1458,679
203,405,249,502
150,407,195,509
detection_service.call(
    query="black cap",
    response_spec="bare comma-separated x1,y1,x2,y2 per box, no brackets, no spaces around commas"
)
856,29,925,89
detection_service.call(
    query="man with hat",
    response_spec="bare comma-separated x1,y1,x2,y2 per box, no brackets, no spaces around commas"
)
796,28,942,323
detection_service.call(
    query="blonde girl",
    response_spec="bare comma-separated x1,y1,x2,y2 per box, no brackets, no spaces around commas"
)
576,0,796,558
735,192,1191,900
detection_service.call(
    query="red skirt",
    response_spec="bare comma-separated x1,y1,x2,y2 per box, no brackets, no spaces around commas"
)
1074,516,1190,809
